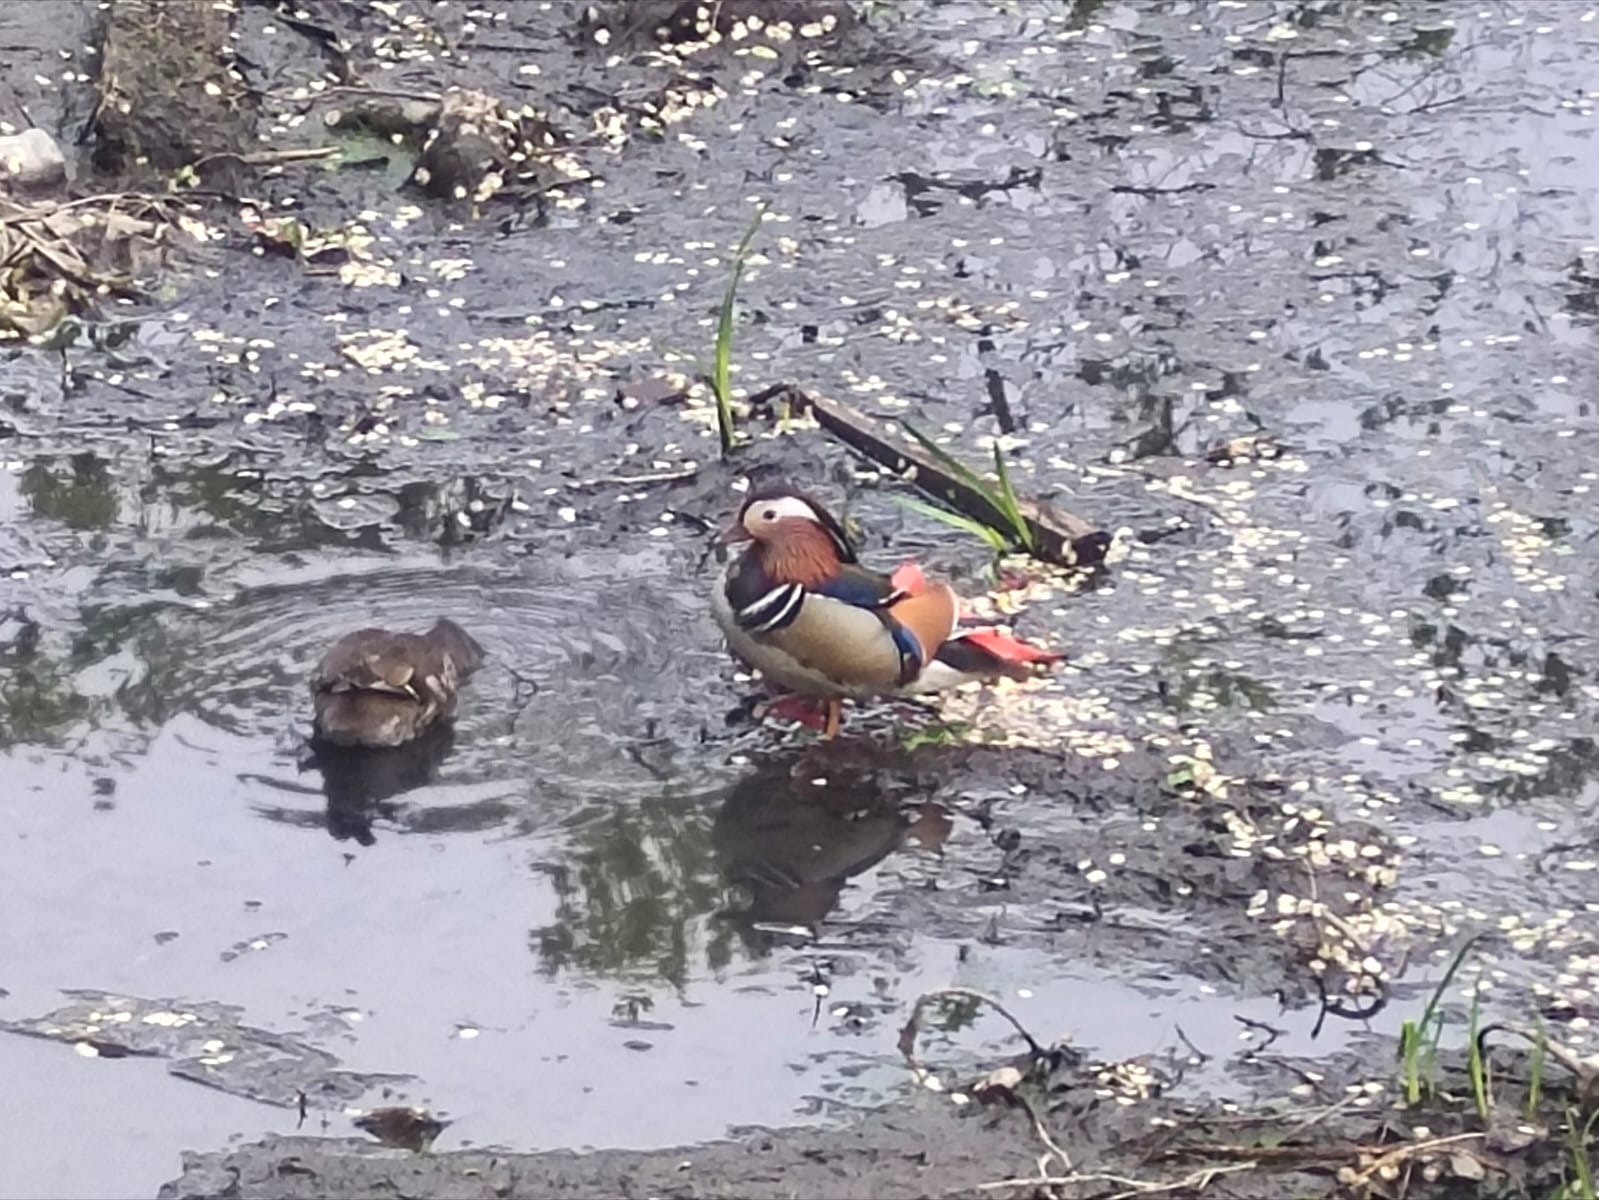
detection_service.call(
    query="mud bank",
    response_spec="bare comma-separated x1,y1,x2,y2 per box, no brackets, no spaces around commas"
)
2,0,1597,1197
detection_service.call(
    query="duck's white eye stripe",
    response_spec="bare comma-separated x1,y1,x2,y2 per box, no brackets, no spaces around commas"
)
739,584,804,632
755,496,820,522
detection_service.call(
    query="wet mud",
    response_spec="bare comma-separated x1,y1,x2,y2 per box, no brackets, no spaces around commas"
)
2,0,1598,1197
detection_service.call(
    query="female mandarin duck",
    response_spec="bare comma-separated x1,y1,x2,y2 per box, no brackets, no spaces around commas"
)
711,484,1062,738
310,618,485,748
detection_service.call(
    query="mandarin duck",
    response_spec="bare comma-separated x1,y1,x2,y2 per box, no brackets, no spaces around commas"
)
310,618,485,748
711,484,1062,738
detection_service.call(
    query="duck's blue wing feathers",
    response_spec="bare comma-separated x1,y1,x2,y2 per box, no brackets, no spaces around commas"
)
808,565,903,610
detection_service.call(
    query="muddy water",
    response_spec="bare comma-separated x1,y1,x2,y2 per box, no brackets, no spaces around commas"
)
3,1,1598,1197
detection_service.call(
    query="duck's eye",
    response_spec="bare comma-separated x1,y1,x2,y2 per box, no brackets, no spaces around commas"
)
761,508,777,520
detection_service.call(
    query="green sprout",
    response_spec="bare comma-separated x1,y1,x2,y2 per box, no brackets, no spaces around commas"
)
712,202,767,457
1467,985,1490,1121
1563,1107,1599,1200
895,421,1037,555
1528,1018,1547,1121
1398,934,1484,1104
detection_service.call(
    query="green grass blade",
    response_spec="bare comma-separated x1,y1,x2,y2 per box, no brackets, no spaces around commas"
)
991,443,1035,552
713,203,767,457
1467,987,1489,1120
1400,1020,1421,1105
895,495,1008,553
1528,1018,1546,1121
1398,938,1482,1108
1418,933,1487,1033
899,419,1029,552
900,420,998,498
1570,1106,1599,1200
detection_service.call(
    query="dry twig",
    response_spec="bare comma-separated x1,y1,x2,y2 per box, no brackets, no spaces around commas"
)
970,1160,1257,1198
901,988,1070,1180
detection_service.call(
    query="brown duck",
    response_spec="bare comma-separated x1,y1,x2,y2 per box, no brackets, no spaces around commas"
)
309,618,485,748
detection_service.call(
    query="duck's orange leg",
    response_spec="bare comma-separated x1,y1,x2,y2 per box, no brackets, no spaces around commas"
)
822,698,842,740
758,694,831,731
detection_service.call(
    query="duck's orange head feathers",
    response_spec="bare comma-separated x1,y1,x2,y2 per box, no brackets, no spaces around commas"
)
717,484,860,587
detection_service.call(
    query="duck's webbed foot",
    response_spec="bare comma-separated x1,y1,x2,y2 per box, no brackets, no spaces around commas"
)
756,694,834,733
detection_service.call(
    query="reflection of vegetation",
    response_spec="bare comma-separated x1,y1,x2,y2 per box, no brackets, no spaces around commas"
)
20,453,118,530
1409,618,1473,672
611,993,654,1024
392,475,517,546
1539,652,1573,699
1479,738,1598,806
531,796,733,990
1314,147,1381,182
1565,256,1599,319
1409,618,1597,805
1400,26,1454,59
148,460,257,533
18,448,496,554
1076,346,1180,392
1066,0,1106,30
932,993,982,1035
1159,647,1275,713
0,612,93,748
530,760,930,987
142,458,369,551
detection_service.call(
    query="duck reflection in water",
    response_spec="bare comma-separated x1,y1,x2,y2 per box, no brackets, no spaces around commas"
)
711,756,952,953
302,724,457,846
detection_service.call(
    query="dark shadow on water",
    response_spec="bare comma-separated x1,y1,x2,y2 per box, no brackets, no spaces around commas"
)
251,726,500,845
712,758,951,956
531,750,953,986
308,728,458,846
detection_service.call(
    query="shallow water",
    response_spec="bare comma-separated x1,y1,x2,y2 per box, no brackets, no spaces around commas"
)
3,1,1598,1196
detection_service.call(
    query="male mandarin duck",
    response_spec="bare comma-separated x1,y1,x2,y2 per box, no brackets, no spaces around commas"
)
711,484,1062,738
310,618,485,748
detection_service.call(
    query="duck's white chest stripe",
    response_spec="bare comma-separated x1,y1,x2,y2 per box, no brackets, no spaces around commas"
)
737,583,805,633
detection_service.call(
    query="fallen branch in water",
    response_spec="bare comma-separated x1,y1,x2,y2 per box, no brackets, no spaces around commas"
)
902,988,1269,1198
898,986,1048,1079
970,1161,1257,1198
188,147,341,171
1475,1021,1599,1106
567,466,699,490
900,989,1071,1181
1345,1131,1492,1190
747,384,1111,568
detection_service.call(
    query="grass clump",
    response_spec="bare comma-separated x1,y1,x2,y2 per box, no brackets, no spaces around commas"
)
895,421,1037,556
1391,934,1599,1197
1556,1109,1599,1200
1398,936,1482,1104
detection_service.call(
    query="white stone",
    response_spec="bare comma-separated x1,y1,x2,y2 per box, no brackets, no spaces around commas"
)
0,128,67,190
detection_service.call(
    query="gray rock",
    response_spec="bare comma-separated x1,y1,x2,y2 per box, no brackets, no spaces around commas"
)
0,128,67,190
